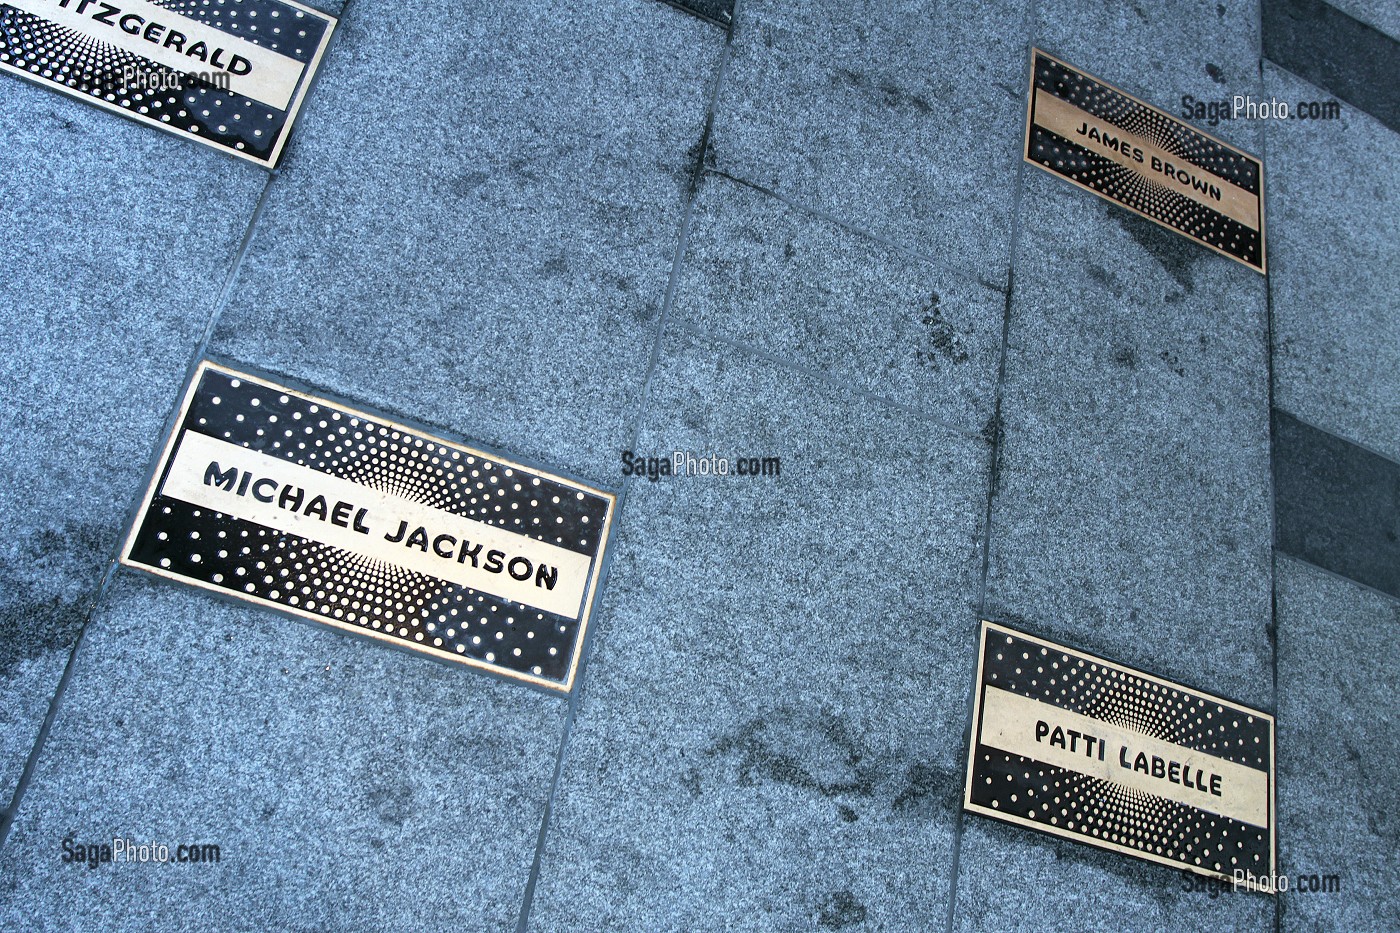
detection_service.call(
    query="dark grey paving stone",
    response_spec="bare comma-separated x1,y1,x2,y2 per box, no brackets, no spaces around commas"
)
709,0,1034,282
1327,0,1400,37
1264,63,1400,464
1263,0,1400,132
959,156,1273,933
211,0,723,489
0,572,566,933
1275,556,1400,931
1274,409,1400,600
675,172,1006,431
527,328,990,932
0,77,265,804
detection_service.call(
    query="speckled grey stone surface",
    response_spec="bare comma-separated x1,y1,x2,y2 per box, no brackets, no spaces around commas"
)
210,0,723,488
1265,63,1400,462
957,176,1274,933
0,77,265,804
675,172,1006,430
1275,556,1399,932
954,4,1275,925
1038,0,1267,126
709,0,1034,282
527,327,989,931
984,167,1273,707
0,573,566,932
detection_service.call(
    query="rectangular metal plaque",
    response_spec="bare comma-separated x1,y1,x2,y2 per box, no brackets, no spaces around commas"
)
1025,49,1267,272
964,621,1277,888
122,362,617,692
0,0,336,167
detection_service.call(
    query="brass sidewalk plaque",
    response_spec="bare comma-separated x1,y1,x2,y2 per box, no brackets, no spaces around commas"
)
964,621,1277,889
122,362,617,692
1025,49,1266,272
0,0,336,166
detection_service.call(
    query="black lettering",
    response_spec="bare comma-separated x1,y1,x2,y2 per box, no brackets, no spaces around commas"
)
331,501,352,527
1169,760,1181,784
535,563,557,590
1049,726,1066,749
236,471,252,497
163,29,186,52
228,54,251,76
405,526,429,551
507,556,532,581
143,21,164,42
204,462,237,491
484,549,505,574
1210,773,1222,797
456,540,482,566
186,40,209,63
353,508,371,534
304,495,328,521
1035,720,1049,742
1134,752,1149,774
62,838,75,863
92,3,120,26
1151,756,1166,779
251,478,277,503
209,47,226,69
432,534,456,559
277,485,304,511
118,13,143,34
1181,95,1195,119
384,519,408,543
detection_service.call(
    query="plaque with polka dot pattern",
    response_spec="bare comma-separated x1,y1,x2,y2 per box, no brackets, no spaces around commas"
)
121,361,618,692
0,0,335,167
1024,49,1266,273
963,621,1277,889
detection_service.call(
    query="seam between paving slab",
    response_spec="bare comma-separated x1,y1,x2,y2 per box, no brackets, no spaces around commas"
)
0,159,285,858
705,168,1009,292
514,7,739,931
1255,24,1284,926
938,0,1037,912
940,109,1030,933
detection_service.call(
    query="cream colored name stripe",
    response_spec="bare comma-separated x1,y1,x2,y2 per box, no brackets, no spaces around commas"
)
10,0,304,109
161,432,593,619
1033,88,1259,231
979,685,1269,828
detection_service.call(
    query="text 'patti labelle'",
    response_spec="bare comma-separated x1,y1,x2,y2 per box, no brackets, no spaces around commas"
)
1035,720,1223,797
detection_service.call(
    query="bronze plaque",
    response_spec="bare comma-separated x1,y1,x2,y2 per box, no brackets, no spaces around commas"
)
964,621,1278,889
1025,49,1266,273
0,0,336,167
122,361,617,692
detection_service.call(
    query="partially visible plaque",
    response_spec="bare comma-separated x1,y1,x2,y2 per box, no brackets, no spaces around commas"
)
1025,49,1266,272
0,0,336,166
122,361,617,692
964,621,1277,889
